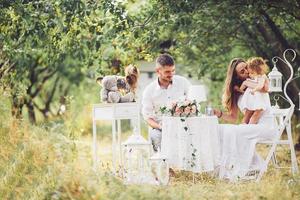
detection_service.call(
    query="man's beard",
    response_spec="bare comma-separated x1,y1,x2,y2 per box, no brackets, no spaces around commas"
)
162,76,173,83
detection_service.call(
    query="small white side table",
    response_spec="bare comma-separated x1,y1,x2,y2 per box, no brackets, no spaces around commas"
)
92,103,141,172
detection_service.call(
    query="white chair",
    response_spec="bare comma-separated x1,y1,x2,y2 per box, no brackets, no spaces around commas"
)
255,49,300,182
256,106,299,182
148,126,152,142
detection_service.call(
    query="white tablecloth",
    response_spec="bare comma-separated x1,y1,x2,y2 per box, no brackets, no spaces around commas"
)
161,116,220,173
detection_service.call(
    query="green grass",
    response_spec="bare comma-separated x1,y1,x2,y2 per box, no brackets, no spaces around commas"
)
1,92,300,200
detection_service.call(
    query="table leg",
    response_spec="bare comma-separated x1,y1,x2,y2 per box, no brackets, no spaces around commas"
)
137,115,141,135
117,119,121,166
112,119,117,174
92,119,98,171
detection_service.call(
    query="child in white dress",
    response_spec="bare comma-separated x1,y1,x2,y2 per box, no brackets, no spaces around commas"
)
238,57,271,124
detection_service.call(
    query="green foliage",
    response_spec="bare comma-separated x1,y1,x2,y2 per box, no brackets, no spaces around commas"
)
0,110,76,199
1,111,300,199
1,1,300,198
115,0,300,108
0,0,141,122
1,0,300,123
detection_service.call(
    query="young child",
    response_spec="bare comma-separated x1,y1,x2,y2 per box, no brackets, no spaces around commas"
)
238,57,271,124
97,65,139,103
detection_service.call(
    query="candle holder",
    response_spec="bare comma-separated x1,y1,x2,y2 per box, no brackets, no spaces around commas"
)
268,49,300,110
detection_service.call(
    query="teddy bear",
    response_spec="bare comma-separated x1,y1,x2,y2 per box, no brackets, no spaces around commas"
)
97,65,139,103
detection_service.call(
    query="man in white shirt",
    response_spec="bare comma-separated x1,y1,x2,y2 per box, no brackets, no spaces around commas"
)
142,53,191,151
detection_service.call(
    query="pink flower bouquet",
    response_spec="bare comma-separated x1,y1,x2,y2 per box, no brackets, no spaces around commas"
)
160,100,199,117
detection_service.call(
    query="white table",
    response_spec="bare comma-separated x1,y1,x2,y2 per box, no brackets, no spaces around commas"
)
92,103,141,172
161,116,220,173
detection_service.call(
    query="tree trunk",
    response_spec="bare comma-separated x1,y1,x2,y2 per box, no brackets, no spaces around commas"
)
256,11,300,148
11,93,24,119
260,10,300,64
240,24,270,59
26,101,36,124
44,76,60,119
256,19,300,106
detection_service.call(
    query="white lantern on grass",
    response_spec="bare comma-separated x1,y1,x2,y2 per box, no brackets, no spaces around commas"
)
149,150,169,185
121,128,152,184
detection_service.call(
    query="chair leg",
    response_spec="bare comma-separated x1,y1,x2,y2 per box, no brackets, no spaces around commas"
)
286,120,299,175
256,161,268,182
271,152,279,168
256,142,278,182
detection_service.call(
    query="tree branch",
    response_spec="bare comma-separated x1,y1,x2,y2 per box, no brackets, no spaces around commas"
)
282,18,300,37
36,66,49,74
45,76,60,110
240,24,270,58
260,9,300,68
265,3,300,20
0,60,15,79
32,100,44,113
260,9,292,49
27,60,39,96
30,69,58,98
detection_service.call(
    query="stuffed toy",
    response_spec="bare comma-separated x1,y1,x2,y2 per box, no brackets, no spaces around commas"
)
97,65,139,103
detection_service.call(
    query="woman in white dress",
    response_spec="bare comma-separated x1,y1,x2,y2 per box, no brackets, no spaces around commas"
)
214,58,276,181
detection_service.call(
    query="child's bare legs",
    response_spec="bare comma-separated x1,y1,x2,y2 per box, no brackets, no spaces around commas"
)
242,109,254,124
249,109,263,124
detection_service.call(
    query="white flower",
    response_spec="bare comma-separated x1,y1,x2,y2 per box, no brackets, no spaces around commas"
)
60,105,66,112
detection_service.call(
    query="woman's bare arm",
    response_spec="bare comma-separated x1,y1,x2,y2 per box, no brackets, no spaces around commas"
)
239,82,247,92
214,105,239,123
242,79,257,89
234,85,245,93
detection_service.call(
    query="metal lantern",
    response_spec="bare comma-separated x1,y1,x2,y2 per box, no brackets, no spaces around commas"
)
272,95,280,109
268,65,283,92
121,128,152,184
149,150,169,185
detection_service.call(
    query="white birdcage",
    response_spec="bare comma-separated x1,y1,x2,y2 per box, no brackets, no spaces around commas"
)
121,127,152,184
268,65,283,92
149,149,169,185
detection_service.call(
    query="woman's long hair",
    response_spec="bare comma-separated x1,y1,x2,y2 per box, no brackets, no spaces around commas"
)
222,58,245,112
